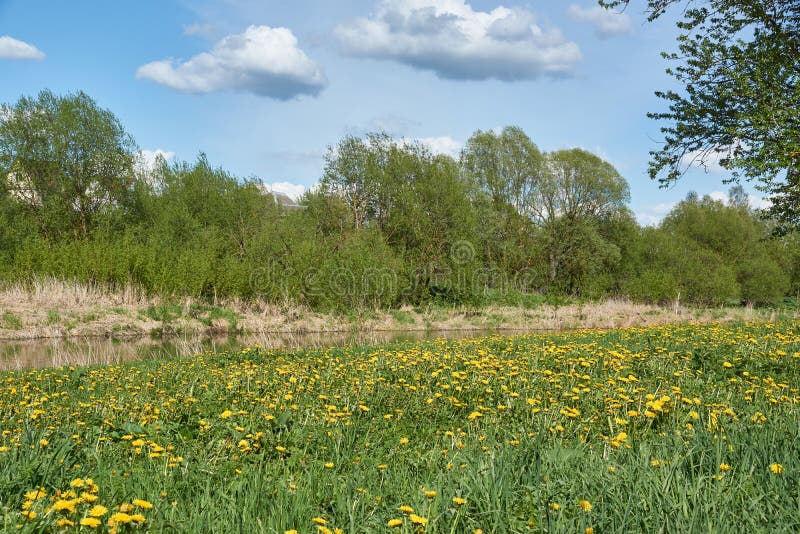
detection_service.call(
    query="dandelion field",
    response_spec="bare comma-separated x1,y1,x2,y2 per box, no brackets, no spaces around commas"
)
2,322,800,533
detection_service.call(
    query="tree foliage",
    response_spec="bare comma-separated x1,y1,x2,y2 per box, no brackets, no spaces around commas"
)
0,90,138,238
600,0,800,229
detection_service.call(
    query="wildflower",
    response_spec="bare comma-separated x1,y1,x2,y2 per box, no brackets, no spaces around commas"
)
423,489,437,498
20,510,37,520
50,498,79,514
220,410,234,419
132,498,153,509
579,500,592,512
452,497,467,505
468,411,483,420
549,503,560,512
399,437,409,445
586,528,594,534
130,514,146,523
312,517,327,525
70,478,85,488
39,438,49,447
409,514,428,525
284,530,299,534
108,512,134,525
770,463,784,475
276,445,287,453
399,505,414,513
387,518,403,527
324,462,335,469
56,518,75,527
719,463,731,472
89,505,109,517
80,517,102,528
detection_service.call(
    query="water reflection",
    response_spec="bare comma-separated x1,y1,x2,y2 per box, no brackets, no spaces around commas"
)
0,329,508,371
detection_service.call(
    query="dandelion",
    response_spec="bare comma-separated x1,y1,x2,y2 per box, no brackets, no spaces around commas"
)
770,463,784,474
720,463,731,472
324,462,335,469
133,498,153,509
399,437,409,445
399,505,414,513
387,518,403,527
108,512,134,525
312,517,327,525
284,530,299,534
89,505,109,517
80,517,102,528
20,510,37,520
409,514,428,525
452,497,467,506
579,500,592,512
423,489,437,498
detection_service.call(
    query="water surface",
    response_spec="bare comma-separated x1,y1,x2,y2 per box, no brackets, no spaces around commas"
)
0,329,512,370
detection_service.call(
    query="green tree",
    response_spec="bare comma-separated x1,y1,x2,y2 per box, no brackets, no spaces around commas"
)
0,90,139,238
600,0,800,229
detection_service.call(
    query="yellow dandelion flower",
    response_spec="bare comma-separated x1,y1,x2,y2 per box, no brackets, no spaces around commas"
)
579,500,592,512
399,505,414,513
324,462,335,469
452,497,467,506
312,517,327,525
387,518,403,527
720,463,731,472
108,512,134,525
80,517,102,528
284,530,299,534
770,463,784,474
409,514,428,525
399,437,409,445
132,498,153,509
423,489,437,498
20,510,37,520
89,505,108,517
56,518,74,527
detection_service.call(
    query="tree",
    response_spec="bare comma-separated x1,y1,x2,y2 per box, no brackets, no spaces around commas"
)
0,89,138,238
600,1,800,228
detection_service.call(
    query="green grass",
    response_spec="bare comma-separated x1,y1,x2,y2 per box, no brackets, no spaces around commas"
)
1,322,800,532
1,311,21,330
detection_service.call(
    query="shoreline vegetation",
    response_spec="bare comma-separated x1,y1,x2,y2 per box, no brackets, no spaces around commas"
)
0,278,795,342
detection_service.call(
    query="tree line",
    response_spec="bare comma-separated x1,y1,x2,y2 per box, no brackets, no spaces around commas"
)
1,90,798,310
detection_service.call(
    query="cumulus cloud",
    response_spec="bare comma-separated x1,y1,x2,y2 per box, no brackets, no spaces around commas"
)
0,36,45,61
139,149,175,167
264,181,307,200
136,25,328,99
335,0,582,81
635,202,675,226
707,190,771,210
567,5,632,38
416,136,462,157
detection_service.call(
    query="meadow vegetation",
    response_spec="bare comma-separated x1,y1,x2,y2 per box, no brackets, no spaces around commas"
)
1,321,799,532
1,91,799,318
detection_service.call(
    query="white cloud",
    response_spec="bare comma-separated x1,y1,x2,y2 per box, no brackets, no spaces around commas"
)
416,136,462,157
335,0,582,81
139,149,175,168
136,25,327,100
635,202,675,226
0,36,45,61
264,181,306,200
707,190,772,210
567,5,632,38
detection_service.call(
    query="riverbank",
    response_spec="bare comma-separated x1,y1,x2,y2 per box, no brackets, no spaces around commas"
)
0,279,794,340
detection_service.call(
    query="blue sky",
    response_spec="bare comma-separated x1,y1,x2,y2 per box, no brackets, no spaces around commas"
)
0,0,766,224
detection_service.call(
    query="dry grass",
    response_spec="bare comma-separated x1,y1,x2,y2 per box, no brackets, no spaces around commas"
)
0,278,794,341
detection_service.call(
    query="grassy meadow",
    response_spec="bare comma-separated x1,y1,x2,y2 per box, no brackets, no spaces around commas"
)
1,321,800,532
